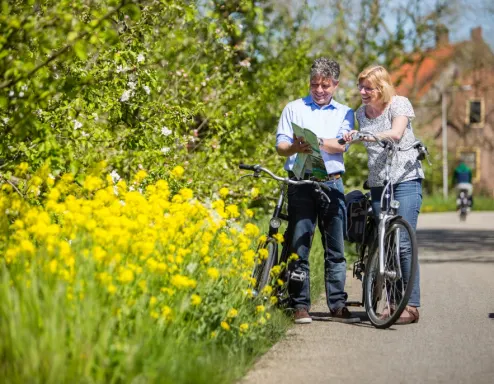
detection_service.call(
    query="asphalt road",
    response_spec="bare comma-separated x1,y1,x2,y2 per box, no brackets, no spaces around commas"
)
241,212,494,384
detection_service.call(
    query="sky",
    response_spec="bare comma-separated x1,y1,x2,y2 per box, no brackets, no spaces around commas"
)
386,0,494,50
304,0,494,50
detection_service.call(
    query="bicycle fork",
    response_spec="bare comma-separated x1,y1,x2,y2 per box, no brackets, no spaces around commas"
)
378,214,402,280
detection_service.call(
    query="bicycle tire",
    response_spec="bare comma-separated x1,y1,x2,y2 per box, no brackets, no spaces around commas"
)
364,217,418,328
252,237,278,295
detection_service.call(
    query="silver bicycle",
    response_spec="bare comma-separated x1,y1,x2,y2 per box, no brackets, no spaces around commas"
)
341,131,430,328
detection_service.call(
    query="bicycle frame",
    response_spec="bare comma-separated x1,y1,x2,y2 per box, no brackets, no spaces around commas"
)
349,131,429,279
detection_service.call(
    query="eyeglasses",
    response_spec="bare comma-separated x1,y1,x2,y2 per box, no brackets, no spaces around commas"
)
357,84,376,93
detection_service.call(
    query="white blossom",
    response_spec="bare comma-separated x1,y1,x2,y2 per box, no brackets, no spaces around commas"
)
239,59,251,68
137,53,145,63
110,170,121,183
21,85,28,91
120,89,132,102
8,90,14,97
73,119,83,130
2,117,9,124
120,200,126,206
113,186,119,196
161,126,172,136
36,109,43,117
18,91,24,97
81,131,89,137
160,147,170,154
143,85,151,95
127,81,137,90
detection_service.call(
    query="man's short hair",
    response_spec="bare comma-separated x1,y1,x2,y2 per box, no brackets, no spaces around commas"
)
310,58,340,81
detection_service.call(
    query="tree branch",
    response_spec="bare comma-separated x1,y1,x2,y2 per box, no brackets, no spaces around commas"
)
0,0,128,90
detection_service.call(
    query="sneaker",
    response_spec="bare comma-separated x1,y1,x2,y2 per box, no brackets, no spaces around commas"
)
294,308,312,324
329,307,361,323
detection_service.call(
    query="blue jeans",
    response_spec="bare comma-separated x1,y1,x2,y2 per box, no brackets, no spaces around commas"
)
286,177,348,311
370,179,422,307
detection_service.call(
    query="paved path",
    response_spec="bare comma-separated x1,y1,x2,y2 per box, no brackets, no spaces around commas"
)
241,212,494,384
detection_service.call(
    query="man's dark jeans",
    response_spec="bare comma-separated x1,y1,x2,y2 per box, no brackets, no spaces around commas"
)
286,177,348,311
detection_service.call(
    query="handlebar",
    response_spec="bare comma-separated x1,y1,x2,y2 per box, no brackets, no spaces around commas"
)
239,163,331,203
338,131,431,164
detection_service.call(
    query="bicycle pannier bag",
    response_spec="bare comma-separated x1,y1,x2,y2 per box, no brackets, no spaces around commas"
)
345,190,371,244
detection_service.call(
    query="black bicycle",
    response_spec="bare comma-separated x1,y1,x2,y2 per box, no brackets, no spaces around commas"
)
238,163,331,305
341,131,430,328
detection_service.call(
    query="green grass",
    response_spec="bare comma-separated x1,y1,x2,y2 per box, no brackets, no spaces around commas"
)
422,194,494,213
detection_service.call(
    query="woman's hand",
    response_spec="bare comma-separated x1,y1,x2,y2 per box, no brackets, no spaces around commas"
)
342,130,358,142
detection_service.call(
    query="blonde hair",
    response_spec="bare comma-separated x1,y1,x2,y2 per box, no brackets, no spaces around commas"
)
358,65,396,104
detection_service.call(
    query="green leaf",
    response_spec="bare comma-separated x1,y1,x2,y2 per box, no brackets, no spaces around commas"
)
73,40,88,60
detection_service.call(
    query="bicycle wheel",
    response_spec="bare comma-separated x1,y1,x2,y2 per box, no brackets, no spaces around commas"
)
364,217,418,328
252,237,278,295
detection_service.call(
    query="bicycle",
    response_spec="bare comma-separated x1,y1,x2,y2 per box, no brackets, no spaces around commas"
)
456,188,470,221
339,131,431,328
238,163,331,306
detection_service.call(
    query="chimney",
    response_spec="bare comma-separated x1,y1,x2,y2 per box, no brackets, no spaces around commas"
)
435,24,449,47
471,27,482,42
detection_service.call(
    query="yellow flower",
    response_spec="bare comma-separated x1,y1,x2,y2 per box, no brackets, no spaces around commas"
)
288,253,299,262
250,187,259,198
225,204,240,218
49,259,58,273
256,305,265,314
221,321,230,331
170,165,185,178
191,294,202,306
149,296,158,306
171,274,197,289
258,248,269,261
179,188,194,200
207,267,220,280
272,233,284,244
245,209,254,218
219,187,229,198
118,269,135,284
227,308,238,318
243,223,260,237
133,170,148,183
239,323,249,332
17,162,29,174
261,285,273,295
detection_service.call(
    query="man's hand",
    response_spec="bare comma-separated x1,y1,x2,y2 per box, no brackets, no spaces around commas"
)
292,134,312,154
321,138,347,154
276,134,312,157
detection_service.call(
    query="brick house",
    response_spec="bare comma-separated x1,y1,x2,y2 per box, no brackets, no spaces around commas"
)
391,26,494,196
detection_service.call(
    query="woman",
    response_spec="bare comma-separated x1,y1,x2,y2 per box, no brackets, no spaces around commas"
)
343,65,424,324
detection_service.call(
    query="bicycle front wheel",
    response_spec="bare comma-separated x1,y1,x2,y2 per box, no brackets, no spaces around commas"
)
252,237,278,295
364,217,418,328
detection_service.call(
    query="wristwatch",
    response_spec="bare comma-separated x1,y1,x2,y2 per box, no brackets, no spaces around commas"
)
318,137,324,147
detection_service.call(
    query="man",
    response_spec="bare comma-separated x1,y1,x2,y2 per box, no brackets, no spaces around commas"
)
276,57,359,324
453,161,474,209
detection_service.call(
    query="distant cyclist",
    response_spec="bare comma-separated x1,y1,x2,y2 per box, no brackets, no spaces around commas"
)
452,161,473,209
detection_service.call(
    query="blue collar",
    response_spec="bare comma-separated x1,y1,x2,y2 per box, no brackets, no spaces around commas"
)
303,95,338,110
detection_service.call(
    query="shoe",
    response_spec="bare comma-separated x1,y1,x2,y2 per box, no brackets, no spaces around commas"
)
329,307,361,323
379,304,396,320
395,305,419,325
294,308,312,324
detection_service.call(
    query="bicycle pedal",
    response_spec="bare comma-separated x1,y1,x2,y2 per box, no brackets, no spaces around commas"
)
346,301,363,307
289,270,306,283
